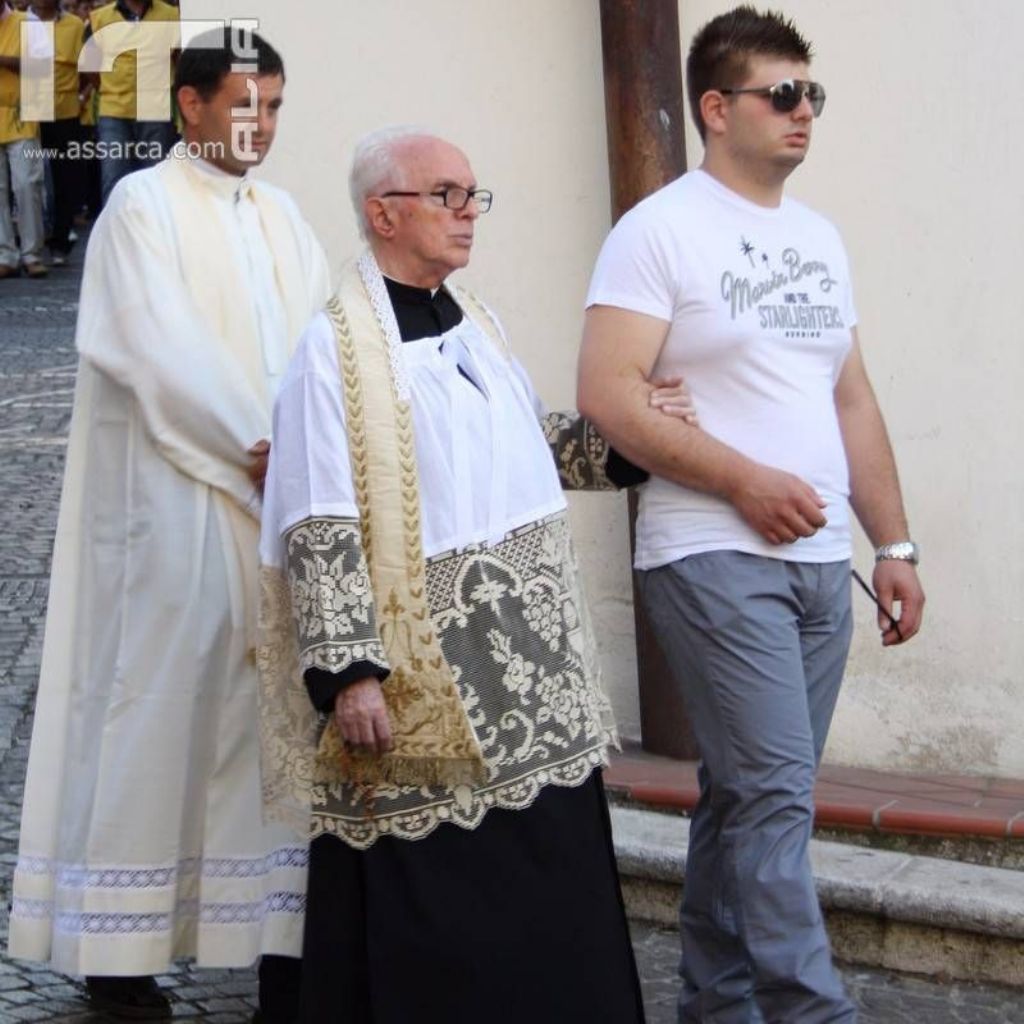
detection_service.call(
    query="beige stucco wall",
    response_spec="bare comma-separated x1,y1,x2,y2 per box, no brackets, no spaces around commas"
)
182,0,1024,777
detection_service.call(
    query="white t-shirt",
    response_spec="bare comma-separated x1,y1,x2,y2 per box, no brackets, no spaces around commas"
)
586,169,857,570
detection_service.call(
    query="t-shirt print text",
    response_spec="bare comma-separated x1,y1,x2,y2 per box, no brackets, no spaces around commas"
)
721,239,844,339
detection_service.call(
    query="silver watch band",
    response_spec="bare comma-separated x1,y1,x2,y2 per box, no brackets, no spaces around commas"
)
874,541,919,565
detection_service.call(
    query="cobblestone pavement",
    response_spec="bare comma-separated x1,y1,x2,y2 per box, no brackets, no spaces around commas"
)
1,246,1022,1023
632,925,1024,1023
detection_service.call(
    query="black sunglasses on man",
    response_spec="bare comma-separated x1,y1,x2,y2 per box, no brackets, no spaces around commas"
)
719,78,826,117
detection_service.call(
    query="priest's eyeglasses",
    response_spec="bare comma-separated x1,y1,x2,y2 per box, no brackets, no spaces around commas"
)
719,78,826,117
380,187,494,213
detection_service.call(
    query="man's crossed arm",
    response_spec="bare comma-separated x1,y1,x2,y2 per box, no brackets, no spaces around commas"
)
578,305,828,546
577,306,923,644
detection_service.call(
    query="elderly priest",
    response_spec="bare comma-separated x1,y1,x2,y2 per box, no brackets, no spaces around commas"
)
258,127,692,1023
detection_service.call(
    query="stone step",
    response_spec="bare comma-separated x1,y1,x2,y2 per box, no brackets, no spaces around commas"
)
606,750,1024,871
611,805,1024,988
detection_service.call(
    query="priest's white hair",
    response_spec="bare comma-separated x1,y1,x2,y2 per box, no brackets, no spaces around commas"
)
349,125,439,239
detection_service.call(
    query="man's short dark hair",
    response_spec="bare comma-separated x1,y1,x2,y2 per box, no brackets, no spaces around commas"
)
174,28,285,103
686,5,812,141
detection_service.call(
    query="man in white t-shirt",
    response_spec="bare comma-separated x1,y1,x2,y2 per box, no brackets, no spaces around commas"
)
579,7,925,1023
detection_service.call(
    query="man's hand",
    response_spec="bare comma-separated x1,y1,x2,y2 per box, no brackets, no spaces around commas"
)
729,463,828,545
246,439,270,494
873,560,925,646
649,376,699,426
335,677,393,755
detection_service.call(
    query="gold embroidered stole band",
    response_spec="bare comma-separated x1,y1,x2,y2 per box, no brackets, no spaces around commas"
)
317,261,486,788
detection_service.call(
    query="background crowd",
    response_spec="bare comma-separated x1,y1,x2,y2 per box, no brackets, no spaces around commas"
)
0,0,180,280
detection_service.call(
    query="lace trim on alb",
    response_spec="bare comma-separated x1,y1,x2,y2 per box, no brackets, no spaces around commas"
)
14,846,309,889
357,249,411,401
306,513,618,849
284,516,389,676
12,892,307,934
315,745,609,849
542,411,614,491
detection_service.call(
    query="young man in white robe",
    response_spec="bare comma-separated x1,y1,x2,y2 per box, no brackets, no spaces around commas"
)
8,29,330,1022
257,127,693,1024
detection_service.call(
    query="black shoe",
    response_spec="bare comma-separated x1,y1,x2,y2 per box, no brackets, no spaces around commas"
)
85,976,172,1019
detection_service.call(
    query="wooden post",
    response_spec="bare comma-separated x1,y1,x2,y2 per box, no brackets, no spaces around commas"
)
599,0,698,759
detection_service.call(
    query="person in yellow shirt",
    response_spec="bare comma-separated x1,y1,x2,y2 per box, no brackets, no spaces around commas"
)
76,67,99,219
0,0,46,278
86,0,177,205
28,0,83,263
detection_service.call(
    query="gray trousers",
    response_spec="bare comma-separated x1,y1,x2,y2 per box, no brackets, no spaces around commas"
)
639,552,856,1024
0,138,45,268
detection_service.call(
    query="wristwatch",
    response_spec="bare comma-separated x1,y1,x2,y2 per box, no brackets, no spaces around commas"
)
874,541,920,565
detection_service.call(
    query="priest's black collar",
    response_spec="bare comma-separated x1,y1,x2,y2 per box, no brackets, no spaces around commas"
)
383,275,464,343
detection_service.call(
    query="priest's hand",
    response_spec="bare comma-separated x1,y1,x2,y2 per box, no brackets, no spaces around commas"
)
648,375,699,426
336,678,394,755
246,439,271,494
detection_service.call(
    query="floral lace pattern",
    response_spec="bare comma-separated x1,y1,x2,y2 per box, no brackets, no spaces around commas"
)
542,411,614,491
284,517,389,676
311,512,618,848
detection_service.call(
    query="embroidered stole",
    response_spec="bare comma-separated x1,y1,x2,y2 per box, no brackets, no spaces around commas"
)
315,259,489,788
